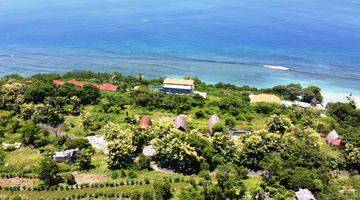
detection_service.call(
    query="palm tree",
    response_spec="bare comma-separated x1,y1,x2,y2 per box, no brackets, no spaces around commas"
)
137,73,144,84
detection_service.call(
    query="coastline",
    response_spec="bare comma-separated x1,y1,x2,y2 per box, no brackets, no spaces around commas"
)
1,50,360,104
1,46,359,105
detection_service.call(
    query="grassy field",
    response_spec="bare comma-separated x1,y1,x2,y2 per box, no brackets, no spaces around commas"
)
4,148,43,173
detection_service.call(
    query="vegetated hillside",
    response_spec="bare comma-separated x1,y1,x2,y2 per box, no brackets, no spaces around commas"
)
0,71,358,200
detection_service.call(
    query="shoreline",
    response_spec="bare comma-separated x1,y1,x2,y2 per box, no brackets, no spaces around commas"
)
0,50,359,104
1,69,357,104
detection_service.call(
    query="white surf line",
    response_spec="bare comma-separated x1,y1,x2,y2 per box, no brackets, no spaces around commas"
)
263,65,289,71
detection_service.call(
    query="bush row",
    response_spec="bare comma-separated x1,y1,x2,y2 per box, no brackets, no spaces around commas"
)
0,179,151,192
0,173,37,179
56,190,153,200
0,177,200,192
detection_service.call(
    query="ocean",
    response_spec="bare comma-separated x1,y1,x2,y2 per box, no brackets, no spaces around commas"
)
1,0,360,102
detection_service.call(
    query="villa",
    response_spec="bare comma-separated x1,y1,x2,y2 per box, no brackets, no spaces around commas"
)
163,78,195,94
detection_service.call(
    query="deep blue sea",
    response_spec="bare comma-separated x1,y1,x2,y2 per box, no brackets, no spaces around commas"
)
1,0,360,101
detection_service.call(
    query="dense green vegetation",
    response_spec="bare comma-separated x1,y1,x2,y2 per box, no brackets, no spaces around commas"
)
0,71,358,200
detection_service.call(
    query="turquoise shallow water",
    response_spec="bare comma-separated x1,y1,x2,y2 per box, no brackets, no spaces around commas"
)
0,0,360,101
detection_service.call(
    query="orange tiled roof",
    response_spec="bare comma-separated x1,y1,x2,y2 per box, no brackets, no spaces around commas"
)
53,80,64,87
98,84,118,92
68,80,85,88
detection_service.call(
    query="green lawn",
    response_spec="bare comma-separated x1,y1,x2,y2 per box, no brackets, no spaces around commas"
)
91,153,109,172
4,148,42,167
243,176,262,194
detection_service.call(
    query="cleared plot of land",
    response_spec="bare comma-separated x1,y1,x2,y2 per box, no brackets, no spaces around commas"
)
0,177,40,187
73,173,108,184
250,94,281,104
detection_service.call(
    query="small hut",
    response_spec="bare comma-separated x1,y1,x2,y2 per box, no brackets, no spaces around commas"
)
174,115,188,132
139,116,152,128
208,115,220,134
230,129,251,137
295,189,316,200
53,149,81,163
326,130,341,147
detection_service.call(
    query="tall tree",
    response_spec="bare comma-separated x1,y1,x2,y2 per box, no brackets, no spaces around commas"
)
38,156,62,186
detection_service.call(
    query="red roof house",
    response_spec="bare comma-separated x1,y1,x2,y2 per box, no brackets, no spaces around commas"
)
99,84,118,92
53,80,65,87
53,79,117,92
68,80,85,88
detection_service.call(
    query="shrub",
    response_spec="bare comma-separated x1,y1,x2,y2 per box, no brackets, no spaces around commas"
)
119,169,127,178
194,109,205,119
143,190,153,200
38,156,62,186
111,171,119,179
136,154,151,170
153,178,172,200
198,170,211,181
130,191,141,200
128,170,138,179
212,122,225,133
144,177,150,184
64,174,76,185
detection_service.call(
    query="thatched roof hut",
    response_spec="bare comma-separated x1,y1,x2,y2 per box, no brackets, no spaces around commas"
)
139,116,152,128
174,115,188,132
326,130,341,146
208,115,220,134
